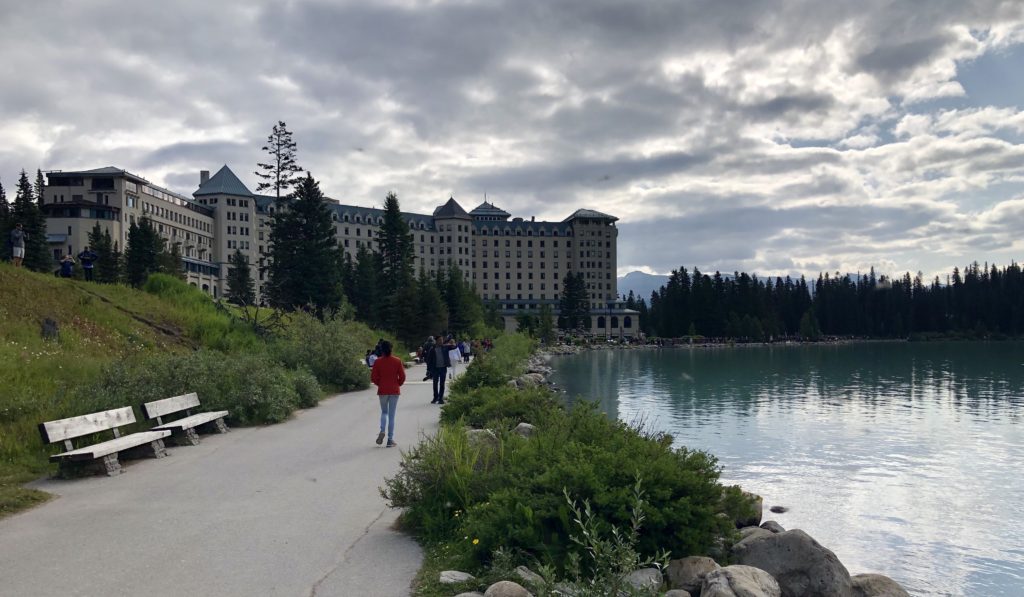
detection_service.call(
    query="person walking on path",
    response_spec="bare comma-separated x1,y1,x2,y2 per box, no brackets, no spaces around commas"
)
421,335,436,382
447,337,462,380
370,340,405,448
10,223,26,268
77,246,98,281
428,336,451,404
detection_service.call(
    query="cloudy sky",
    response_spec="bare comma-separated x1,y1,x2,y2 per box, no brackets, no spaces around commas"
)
2,0,1024,280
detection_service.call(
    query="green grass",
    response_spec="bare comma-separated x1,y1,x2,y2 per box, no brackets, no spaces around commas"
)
0,267,227,516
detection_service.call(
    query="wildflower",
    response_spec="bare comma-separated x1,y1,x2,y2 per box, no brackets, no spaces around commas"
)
472,538,479,545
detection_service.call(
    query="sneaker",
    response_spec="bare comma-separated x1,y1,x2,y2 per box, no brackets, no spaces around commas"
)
386,440,397,448
422,375,431,382
376,431,385,445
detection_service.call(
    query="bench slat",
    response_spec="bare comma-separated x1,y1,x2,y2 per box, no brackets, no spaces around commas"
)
49,430,171,462
142,393,200,420
151,411,229,432
39,407,137,444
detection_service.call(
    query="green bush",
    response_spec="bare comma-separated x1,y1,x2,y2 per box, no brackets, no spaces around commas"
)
451,333,534,392
141,274,262,352
81,350,322,426
270,313,371,391
385,335,745,580
440,386,559,429
289,367,323,409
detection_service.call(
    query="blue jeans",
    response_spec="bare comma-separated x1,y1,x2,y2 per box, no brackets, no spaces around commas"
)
378,394,399,439
432,368,447,401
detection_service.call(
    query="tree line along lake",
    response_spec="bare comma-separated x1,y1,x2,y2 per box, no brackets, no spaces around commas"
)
549,342,1024,597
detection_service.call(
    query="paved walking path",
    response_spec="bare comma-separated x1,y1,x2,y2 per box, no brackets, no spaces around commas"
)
0,363,444,597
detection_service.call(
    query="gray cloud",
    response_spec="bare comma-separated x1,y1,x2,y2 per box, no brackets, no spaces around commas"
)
1,0,1023,281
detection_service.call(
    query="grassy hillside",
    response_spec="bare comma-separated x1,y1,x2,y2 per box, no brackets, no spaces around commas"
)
0,263,397,518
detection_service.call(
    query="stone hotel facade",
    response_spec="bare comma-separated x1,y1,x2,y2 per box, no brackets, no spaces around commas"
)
41,165,638,336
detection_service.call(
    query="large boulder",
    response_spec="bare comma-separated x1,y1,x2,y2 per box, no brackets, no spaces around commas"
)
732,529,853,597
850,574,910,597
666,556,720,594
484,580,533,597
702,565,781,597
623,568,663,592
465,428,499,450
733,527,775,550
735,492,763,528
440,570,477,584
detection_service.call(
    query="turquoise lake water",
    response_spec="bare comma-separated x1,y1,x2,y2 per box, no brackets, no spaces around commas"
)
548,342,1024,597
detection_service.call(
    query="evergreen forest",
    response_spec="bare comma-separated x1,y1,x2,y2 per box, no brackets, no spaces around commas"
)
636,263,1024,340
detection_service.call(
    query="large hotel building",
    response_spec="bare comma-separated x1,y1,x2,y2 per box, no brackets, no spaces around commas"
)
40,165,637,336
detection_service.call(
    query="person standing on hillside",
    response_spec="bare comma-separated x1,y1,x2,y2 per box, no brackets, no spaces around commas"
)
9,223,26,268
370,340,405,448
428,335,451,404
77,246,98,281
59,253,75,278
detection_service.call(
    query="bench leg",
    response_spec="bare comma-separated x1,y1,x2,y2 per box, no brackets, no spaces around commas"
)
174,428,201,446
124,439,169,460
208,418,229,434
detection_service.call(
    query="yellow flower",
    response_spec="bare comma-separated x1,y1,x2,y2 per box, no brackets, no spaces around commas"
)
472,538,480,545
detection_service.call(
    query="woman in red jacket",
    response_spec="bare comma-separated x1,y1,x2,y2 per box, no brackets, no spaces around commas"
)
370,340,406,447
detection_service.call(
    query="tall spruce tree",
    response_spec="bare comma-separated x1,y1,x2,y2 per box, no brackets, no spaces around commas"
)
265,173,344,316
226,248,256,306
12,170,50,271
415,268,448,337
377,192,417,331
254,121,303,200
124,217,164,286
0,178,10,262
87,223,120,283
537,304,556,344
159,242,185,280
351,245,380,325
558,271,590,331
35,169,46,207
441,264,482,335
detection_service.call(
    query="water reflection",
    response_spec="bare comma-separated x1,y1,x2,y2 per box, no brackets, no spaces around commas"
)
551,343,1024,597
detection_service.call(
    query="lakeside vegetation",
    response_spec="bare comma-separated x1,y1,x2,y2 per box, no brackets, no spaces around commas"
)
0,265,402,518
382,335,752,596
636,261,1024,341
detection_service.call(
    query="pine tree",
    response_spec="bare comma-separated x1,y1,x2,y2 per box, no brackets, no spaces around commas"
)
442,264,482,335
87,223,120,283
0,178,10,262
12,170,50,271
558,271,590,331
35,169,46,207
537,304,557,344
226,249,256,306
415,268,448,338
160,242,185,280
254,121,303,200
125,217,164,286
265,173,344,316
377,192,416,331
351,245,380,325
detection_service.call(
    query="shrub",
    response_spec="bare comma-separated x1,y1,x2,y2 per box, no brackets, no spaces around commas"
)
270,313,370,391
81,350,315,426
289,367,323,409
440,386,559,429
451,333,534,392
141,273,262,352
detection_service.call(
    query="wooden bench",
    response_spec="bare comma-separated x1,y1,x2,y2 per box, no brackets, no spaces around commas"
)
39,407,171,477
143,393,229,446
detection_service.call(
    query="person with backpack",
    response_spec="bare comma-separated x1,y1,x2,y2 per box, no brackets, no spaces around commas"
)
370,340,405,448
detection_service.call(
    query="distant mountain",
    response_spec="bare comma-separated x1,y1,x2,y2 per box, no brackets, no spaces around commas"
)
617,271,669,301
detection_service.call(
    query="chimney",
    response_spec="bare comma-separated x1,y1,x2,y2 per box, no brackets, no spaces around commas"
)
200,170,210,185
531,216,535,222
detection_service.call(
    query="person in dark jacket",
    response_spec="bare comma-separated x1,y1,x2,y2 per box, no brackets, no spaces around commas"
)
428,334,452,404
421,336,436,381
77,246,99,281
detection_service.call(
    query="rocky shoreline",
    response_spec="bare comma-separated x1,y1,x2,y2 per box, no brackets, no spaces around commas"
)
465,348,913,597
